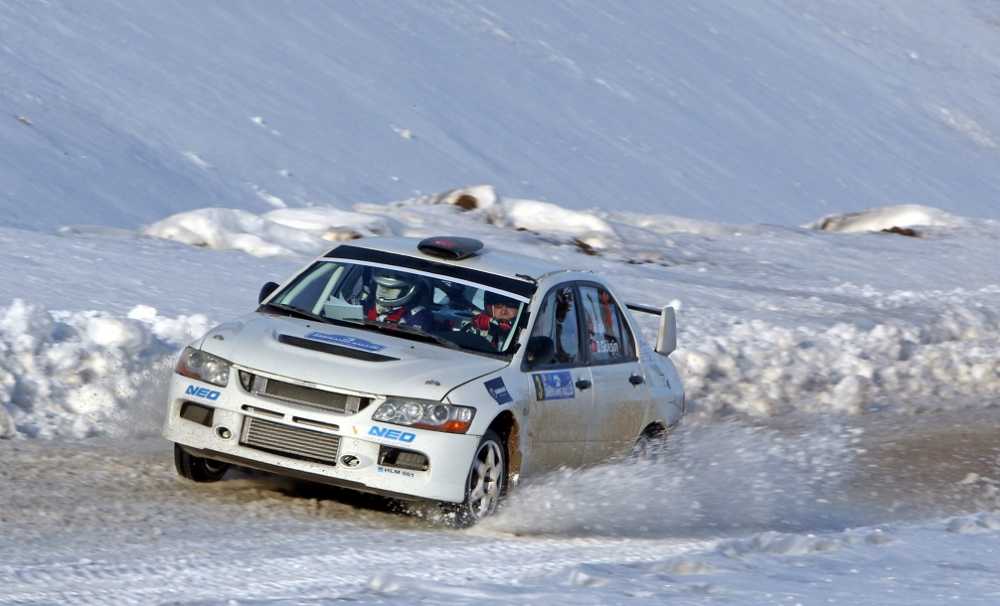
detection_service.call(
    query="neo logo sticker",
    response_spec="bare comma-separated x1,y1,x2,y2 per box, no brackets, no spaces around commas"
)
484,377,513,405
305,332,385,352
185,384,221,401
368,425,416,443
531,371,575,401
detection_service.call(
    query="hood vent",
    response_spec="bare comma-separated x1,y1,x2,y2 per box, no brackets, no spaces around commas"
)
278,334,398,362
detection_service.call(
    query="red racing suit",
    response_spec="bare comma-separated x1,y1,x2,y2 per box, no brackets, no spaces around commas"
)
365,304,433,332
467,312,512,349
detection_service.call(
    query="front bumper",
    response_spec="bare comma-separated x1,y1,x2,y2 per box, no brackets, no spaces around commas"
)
162,370,478,503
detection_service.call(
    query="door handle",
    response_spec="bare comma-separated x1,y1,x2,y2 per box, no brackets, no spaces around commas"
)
575,379,592,390
629,374,644,386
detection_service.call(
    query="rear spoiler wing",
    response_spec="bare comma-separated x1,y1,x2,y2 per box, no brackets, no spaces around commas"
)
626,303,677,356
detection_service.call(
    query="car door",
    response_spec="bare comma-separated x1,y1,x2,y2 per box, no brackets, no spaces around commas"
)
522,283,593,474
576,283,651,463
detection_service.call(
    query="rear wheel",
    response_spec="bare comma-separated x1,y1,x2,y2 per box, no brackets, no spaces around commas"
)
448,429,506,527
173,443,229,482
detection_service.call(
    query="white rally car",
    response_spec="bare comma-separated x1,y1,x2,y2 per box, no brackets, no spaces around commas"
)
164,236,684,524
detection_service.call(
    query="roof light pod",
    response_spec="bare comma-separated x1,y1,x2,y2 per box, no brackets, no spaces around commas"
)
417,236,484,260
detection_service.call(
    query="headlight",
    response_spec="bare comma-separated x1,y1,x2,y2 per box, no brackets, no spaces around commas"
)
175,346,231,387
372,397,475,434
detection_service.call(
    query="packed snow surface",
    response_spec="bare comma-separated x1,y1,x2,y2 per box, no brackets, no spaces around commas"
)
5,1,1000,230
2,421,1000,604
4,1,1000,602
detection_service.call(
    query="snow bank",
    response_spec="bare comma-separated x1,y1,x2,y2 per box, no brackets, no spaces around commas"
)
808,204,962,233
376,185,500,211
946,512,1000,534
676,303,1000,418
0,300,208,439
502,198,615,239
141,189,623,255
144,206,394,257
263,207,398,241
606,210,742,238
141,185,786,266
142,189,630,258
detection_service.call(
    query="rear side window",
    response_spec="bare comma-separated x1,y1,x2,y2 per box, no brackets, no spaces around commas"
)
528,285,581,367
578,285,636,364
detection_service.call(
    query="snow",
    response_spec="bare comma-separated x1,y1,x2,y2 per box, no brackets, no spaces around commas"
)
5,2,1000,230
144,206,395,257
503,199,615,238
3,427,1000,604
2,203,999,603
0,300,207,439
808,203,965,233
5,192,1000,438
3,1,1000,603
677,302,1000,418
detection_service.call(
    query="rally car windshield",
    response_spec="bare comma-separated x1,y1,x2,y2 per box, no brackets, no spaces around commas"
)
261,261,528,357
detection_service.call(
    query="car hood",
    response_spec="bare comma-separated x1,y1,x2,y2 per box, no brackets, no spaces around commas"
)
196,312,508,401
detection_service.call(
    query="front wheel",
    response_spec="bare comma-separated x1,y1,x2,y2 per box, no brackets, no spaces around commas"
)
174,443,229,482
448,430,507,527
630,426,669,461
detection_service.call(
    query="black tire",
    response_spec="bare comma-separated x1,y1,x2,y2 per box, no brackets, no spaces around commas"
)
174,443,229,482
447,429,507,527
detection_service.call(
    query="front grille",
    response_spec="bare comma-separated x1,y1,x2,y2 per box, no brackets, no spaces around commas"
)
240,417,340,465
252,376,368,415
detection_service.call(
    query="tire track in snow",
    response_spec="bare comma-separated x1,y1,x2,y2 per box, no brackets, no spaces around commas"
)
1,538,711,605
0,440,712,605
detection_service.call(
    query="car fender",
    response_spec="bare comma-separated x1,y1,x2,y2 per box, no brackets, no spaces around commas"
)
443,368,526,435
443,368,529,481
643,349,685,430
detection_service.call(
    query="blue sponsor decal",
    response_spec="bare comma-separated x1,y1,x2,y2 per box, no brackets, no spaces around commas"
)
369,425,416,443
531,371,575,401
484,376,513,405
185,384,221,401
305,332,385,352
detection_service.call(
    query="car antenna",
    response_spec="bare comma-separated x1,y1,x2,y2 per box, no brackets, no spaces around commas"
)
515,273,537,283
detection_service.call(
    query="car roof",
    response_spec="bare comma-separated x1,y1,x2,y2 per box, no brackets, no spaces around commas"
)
327,236,573,281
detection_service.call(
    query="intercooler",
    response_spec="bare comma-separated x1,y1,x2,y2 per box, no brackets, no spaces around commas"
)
240,417,341,466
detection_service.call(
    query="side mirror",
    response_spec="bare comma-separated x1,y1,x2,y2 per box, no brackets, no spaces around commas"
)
258,281,280,304
525,336,555,367
655,306,677,356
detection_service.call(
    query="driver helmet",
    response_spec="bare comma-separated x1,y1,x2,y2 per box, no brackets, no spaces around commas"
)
484,290,515,310
373,270,420,310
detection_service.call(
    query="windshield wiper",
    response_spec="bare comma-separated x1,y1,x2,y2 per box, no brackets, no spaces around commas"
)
356,319,462,351
258,302,345,326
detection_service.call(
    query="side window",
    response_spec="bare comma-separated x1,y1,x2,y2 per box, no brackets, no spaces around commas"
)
578,285,635,364
333,265,367,304
277,263,340,310
529,285,581,367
